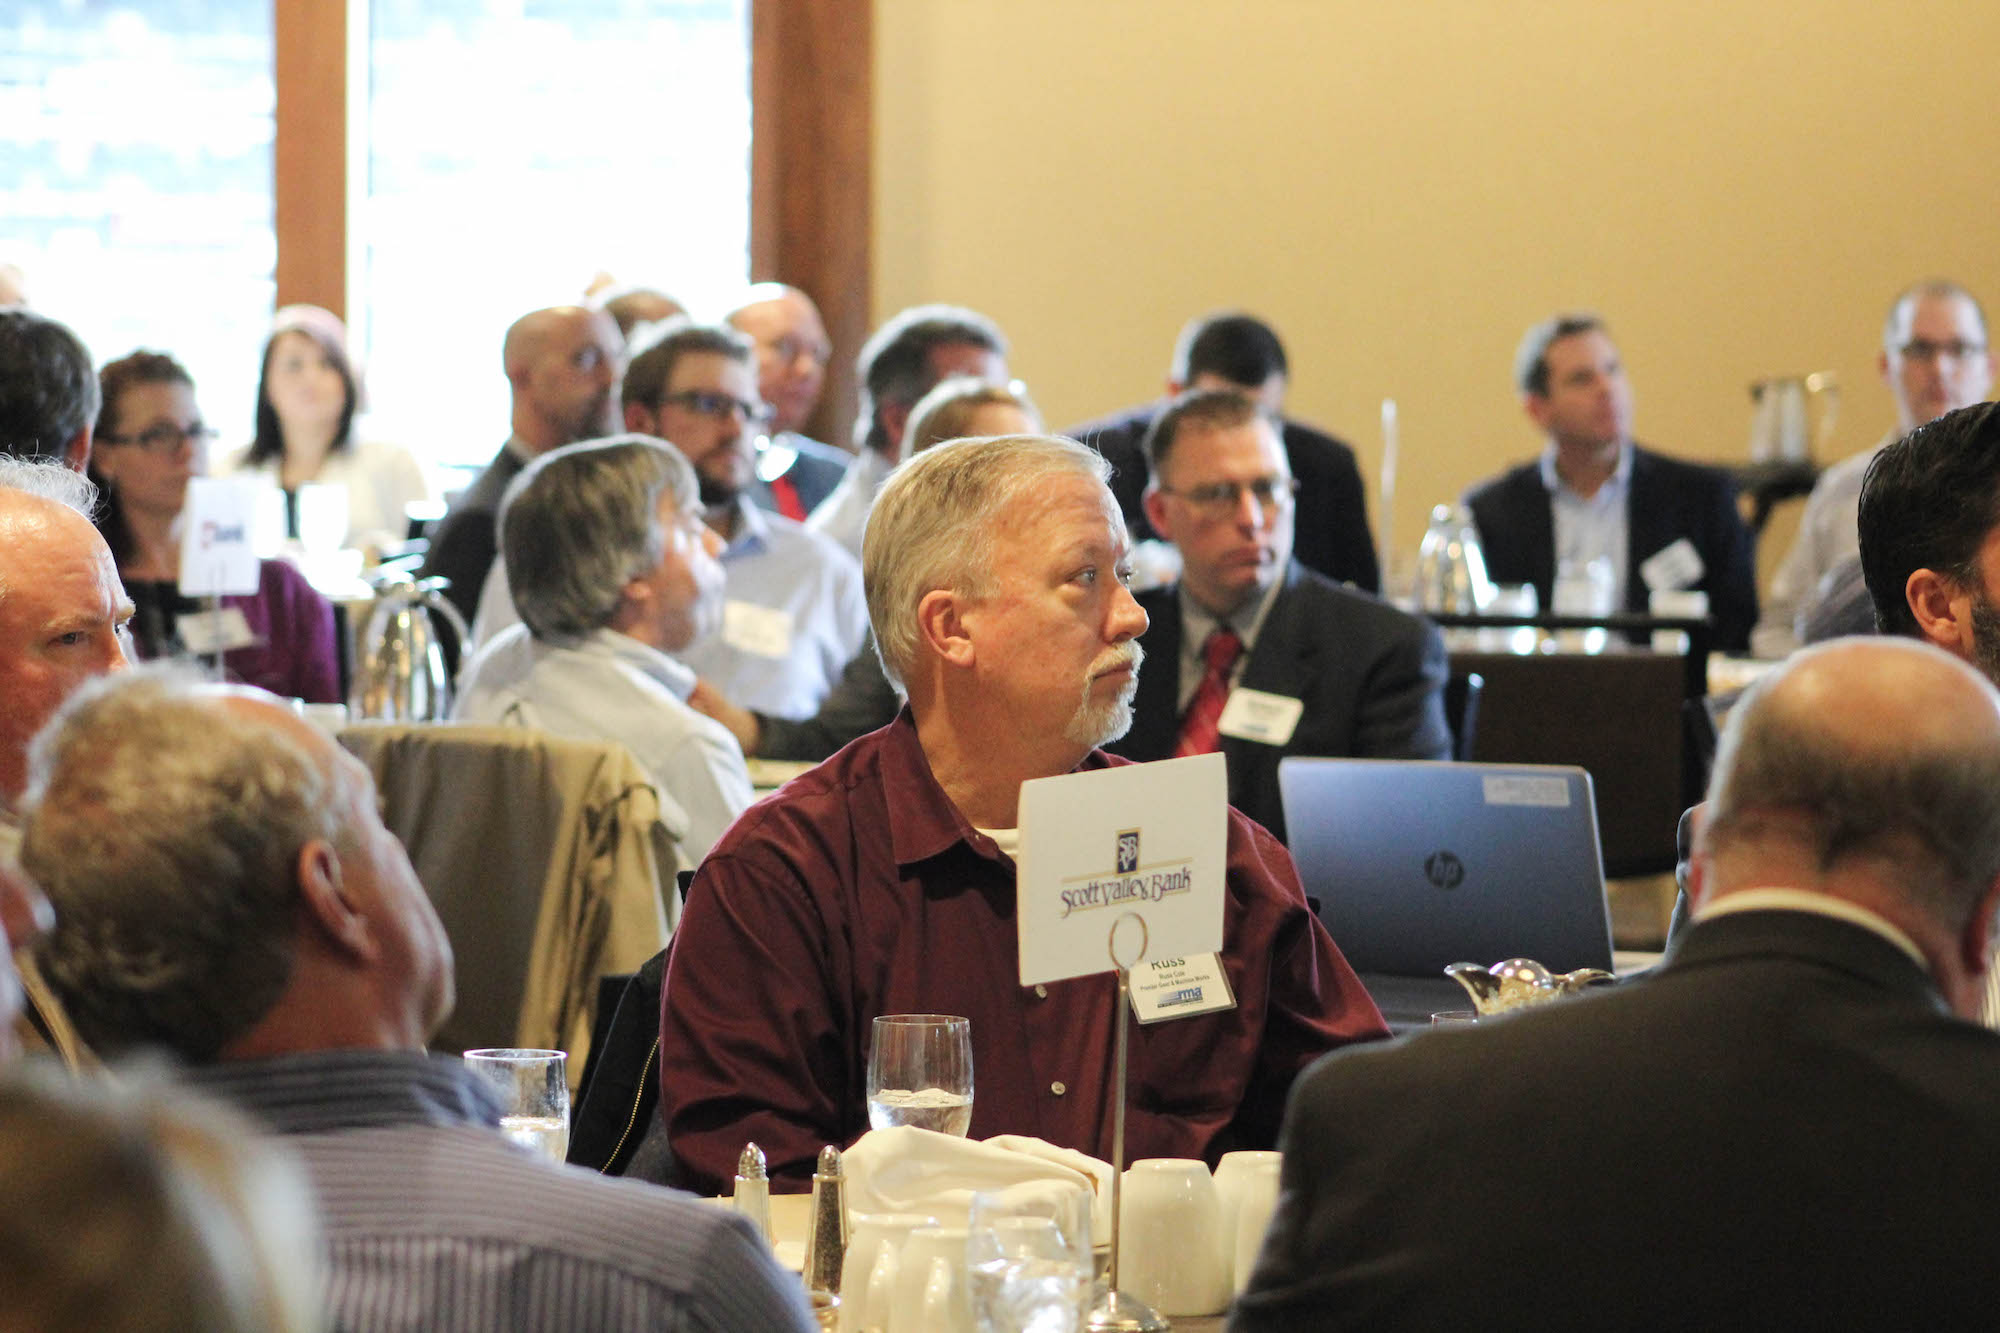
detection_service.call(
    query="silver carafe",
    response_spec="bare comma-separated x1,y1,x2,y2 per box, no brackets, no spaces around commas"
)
1415,503,1494,613
349,572,470,721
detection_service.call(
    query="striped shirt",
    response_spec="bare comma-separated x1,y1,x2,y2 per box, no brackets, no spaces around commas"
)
190,1051,815,1333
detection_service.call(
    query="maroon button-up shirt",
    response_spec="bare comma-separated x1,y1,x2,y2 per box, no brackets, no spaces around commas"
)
658,711,1388,1194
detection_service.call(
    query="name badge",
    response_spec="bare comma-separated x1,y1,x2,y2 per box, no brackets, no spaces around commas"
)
721,600,794,659
1128,952,1237,1024
177,607,259,655
1216,688,1303,746
1639,538,1705,592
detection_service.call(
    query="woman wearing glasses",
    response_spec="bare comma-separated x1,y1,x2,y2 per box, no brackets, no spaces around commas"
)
222,305,430,557
89,350,341,703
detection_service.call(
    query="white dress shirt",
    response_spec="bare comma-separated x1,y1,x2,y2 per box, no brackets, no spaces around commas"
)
1540,442,1634,603
805,446,895,561
455,626,753,863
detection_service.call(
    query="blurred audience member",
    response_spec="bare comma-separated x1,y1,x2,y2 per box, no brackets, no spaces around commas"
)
21,668,818,1333
1464,312,1758,652
457,436,751,863
807,304,1009,559
1756,280,1994,658
727,283,850,518
91,352,338,703
421,305,624,626
0,306,97,468
0,1065,323,1333
690,376,1045,761
623,321,865,719
222,305,430,557
1237,637,2000,1331
596,285,685,340
0,261,26,307
1068,311,1380,592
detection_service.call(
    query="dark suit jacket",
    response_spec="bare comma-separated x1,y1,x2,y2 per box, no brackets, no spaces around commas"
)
1067,403,1380,593
1463,444,1757,651
419,445,524,627
753,432,849,517
1108,563,1449,843
1232,909,2000,1331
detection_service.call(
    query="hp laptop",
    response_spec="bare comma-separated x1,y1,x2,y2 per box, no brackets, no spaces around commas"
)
1278,758,1616,1026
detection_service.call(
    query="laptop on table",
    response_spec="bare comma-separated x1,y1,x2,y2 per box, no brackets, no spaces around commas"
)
1277,758,1616,1031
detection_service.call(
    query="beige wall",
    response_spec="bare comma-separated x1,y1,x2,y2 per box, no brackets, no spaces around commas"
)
873,0,2000,588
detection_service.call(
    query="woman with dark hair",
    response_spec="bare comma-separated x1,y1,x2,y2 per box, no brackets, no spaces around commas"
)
222,305,429,555
91,350,341,702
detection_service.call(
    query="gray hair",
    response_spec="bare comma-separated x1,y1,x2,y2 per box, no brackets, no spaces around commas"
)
0,457,100,601
1884,279,1989,353
855,305,1008,454
0,1062,323,1333
864,434,1109,690
498,434,695,642
0,306,99,461
20,667,343,1061
1702,650,2000,931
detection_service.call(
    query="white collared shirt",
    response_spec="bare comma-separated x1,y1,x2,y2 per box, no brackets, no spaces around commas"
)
1694,887,1927,970
1539,442,1634,601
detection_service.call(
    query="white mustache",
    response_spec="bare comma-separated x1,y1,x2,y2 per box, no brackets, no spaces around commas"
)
1090,640,1144,680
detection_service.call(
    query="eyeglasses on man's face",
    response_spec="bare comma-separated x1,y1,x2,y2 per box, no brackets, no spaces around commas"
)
1898,338,1988,365
658,389,774,428
1158,475,1299,518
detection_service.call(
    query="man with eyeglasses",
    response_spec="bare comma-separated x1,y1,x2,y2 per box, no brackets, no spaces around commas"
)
727,284,850,520
621,321,865,721
1107,391,1447,843
1464,313,1758,652
422,305,624,627
1754,281,1995,658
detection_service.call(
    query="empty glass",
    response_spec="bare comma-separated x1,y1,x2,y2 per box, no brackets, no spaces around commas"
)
464,1048,570,1163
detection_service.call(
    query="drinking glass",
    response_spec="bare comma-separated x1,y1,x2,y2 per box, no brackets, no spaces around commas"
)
966,1184,1093,1333
464,1048,570,1163
867,1015,973,1136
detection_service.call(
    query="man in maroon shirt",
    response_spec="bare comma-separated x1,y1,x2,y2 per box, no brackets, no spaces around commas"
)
657,434,1388,1194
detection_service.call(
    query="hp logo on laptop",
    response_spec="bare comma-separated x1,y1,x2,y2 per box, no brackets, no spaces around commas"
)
1423,851,1465,890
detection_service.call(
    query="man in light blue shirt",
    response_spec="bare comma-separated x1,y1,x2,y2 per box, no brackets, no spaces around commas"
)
623,322,867,720
457,435,753,863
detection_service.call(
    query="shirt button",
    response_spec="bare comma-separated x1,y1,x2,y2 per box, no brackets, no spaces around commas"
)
1050,1081,1066,1096
1034,985,1048,999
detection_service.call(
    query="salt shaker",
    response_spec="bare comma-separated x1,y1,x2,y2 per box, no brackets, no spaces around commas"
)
732,1142,772,1245
800,1144,848,1297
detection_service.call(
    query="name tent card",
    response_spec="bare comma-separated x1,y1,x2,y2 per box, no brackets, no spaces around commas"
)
177,479,261,598
1016,753,1227,987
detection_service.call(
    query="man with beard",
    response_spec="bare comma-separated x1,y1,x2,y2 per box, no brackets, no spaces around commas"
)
655,434,1388,1193
422,305,624,626
617,321,866,719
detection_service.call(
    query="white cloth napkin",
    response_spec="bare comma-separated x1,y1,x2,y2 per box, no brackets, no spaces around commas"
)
844,1127,1116,1240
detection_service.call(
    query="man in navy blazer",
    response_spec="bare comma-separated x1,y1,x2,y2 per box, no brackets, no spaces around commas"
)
1233,637,2000,1331
1463,313,1758,651
1106,390,1448,843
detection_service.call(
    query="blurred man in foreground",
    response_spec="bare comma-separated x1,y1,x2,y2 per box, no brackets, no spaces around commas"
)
658,434,1387,1193
1236,637,2000,1331
22,669,815,1332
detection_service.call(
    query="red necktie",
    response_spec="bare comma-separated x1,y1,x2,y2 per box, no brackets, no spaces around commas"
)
769,473,807,522
1174,626,1243,757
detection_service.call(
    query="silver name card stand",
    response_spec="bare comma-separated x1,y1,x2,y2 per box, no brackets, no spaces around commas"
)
1087,912,1171,1333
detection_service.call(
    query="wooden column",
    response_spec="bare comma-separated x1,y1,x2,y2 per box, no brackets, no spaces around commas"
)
273,0,351,319
751,0,873,447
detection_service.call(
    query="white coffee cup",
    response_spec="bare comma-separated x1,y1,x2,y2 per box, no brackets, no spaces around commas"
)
889,1225,972,1333
1229,1155,1284,1293
839,1212,936,1333
1213,1150,1282,1285
1118,1158,1230,1316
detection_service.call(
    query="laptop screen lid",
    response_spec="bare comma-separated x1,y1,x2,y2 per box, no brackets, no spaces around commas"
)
1278,757,1614,977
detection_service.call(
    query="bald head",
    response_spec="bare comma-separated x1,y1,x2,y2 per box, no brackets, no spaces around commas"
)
1697,638,2000,1005
502,306,622,453
728,284,831,435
